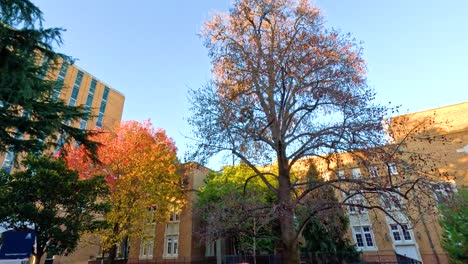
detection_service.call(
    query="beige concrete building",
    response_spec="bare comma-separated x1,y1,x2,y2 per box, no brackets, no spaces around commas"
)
0,57,125,173
323,102,467,264
0,57,125,264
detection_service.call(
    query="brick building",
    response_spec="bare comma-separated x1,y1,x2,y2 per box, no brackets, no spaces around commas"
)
127,162,213,263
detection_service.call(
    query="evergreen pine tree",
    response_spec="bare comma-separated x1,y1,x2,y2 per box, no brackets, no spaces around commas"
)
0,0,98,159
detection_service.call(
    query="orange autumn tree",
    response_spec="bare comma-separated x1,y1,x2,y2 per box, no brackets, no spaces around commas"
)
65,120,183,261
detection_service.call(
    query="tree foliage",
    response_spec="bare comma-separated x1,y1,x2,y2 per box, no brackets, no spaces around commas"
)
189,1,440,263
0,154,109,264
65,120,183,261
439,188,468,264
0,0,98,158
196,164,277,255
299,165,360,263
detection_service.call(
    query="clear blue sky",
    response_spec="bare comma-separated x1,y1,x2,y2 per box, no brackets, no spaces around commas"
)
35,0,468,169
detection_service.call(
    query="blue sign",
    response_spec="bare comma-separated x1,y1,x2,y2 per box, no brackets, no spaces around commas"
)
0,231,35,259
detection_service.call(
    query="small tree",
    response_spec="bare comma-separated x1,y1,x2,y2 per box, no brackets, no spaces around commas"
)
439,188,468,264
0,155,109,264
300,165,360,263
0,0,98,157
196,164,277,256
65,120,183,263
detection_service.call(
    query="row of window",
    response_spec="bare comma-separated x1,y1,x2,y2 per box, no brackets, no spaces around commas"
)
140,210,180,259
79,79,97,130
57,61,110,129
352,223,414,250
139,234,179,259
336,163,398,179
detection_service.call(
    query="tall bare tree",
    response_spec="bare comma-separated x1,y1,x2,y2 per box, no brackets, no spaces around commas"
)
189,0,443,263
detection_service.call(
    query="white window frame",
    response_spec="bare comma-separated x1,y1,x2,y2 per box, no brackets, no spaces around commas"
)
352,225,376,250
169,211,180,223
139,237,154,259
389,223,413,243
164,235,179,258
352,168,361,179
387,163,398,175
430,181,455,202
337,170,345,179
380,191,403,211
345,193,367,215
322,171,330,181
368,166,379,178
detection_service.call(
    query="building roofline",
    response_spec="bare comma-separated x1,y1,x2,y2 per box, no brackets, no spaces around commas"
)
71,63,125,98
393,101,468,118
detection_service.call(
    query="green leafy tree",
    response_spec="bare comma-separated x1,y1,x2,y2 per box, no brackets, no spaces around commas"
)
196,164,278,257
0,0,98,158
0,155,110,264
439,188,468,264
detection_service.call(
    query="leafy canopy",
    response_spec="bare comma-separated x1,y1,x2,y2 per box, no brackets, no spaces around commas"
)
196,164,277,254
65,120,183,252
439,188,468,264
0,154,109,264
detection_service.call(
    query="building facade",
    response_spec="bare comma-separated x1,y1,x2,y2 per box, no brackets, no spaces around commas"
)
126,162,213,263
0,57,125,173
331,102,467,264
58,102,466,264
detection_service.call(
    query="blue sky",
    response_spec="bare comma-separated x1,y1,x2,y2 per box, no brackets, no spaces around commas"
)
35,0,468,169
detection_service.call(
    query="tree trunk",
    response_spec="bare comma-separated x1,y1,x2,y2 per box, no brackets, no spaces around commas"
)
108,244,117,264
278,165,301,264
32,250,44,264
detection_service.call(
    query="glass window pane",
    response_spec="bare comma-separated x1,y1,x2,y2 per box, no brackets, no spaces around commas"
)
355,233,364,247
365,233,374,247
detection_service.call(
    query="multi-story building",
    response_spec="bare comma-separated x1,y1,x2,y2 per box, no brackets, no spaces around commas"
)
0,57,125,172
325,102,467,264
60,102,465,264
126,162,213,263
64,162,213,264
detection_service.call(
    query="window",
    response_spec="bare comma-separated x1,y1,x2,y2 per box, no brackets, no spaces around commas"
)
322,171,330,181
337,170,345,179
381,192,402,211
164,206,180,258
96,87,110,128
431,182,455,202
169,212,180,222
352,168,361,179
389,224,412,243
69,71,84,106
79,119,87,130
54,60,69,98
387,163,398,175
1,151,15,173
205,241,216,257
352,226,376,249
139,237,154,259
38,55,49,80
164,235,178,257
79,79,97,130
346,194,367,214
368,166,379,177
85,79,97,110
